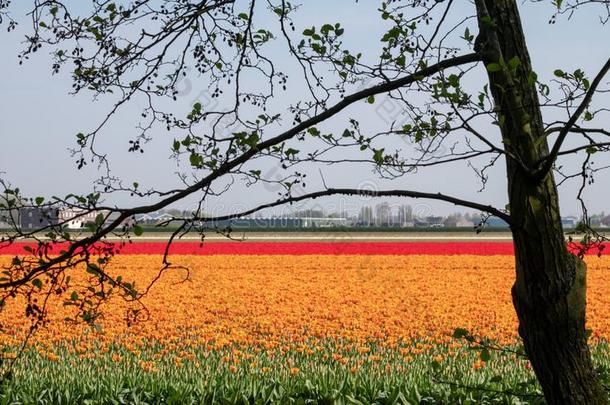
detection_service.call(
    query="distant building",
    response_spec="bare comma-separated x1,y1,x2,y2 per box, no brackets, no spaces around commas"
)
397,205,413,226
202,216,351,229
561,216,579,229
203,217,302,229
0,208,18,229
375,203,392,226
136,212,174,225
442,213,474,228
59,208,109,229
425,216,445,227
456,218,475,228
301,217,349,228
19,207,60,230
358,206,374,226
414,218,430,227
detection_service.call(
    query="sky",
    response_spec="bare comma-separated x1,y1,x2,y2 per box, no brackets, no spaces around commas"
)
0,1,609,218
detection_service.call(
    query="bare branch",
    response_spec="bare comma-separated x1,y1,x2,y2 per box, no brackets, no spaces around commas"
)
195,187,511,225
545,126,610,138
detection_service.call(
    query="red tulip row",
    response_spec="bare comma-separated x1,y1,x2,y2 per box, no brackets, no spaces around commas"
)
1,241,607,256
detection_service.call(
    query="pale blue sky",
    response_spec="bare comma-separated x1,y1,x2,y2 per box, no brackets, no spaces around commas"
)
0,1,608,217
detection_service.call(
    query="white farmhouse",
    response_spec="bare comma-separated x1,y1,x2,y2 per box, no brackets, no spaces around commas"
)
59,208,108,229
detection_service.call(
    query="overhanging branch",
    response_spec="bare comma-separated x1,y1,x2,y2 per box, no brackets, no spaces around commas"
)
0,52,482,289
194,188,512,225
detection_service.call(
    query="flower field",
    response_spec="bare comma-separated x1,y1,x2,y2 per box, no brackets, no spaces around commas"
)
1,242,609,404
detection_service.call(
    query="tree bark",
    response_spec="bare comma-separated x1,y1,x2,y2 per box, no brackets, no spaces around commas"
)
474,1,608,403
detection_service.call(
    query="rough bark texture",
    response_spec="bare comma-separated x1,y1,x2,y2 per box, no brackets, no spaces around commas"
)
474,1,608,403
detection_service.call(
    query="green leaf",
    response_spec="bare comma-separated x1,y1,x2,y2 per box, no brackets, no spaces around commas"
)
453,328,470,339
320,24,334,34
94,213,104,226
462,27,474,43
189,153,201,167
584,111,593,121
238,12,249,20
373,148,384,165
396,55,406,68
307,127,320,136
302,27,315,37
32,279,43,290
486,63,502,73
480,16,495,27
133,225,144,236
366,95,375,104
586,146,597,154
311,43,326,55
244,132,260,148
285,148,299,156
86,264,100,275
553,69,565,78
35,197,44,205
480,348,491,362
70,291,79,301
447,74,460,88
508,56,521,71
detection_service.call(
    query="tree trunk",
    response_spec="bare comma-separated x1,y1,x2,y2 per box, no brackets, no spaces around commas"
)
474,1,608,403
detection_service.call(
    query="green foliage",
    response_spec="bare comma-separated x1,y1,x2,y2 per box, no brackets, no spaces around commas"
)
480,348,491,362
453,328,470,339
133,225,144,236
462,27,474,44
373,149,385,165
486,63,502,73
94,213,105,227
507,56,521,72
3,337,595,404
